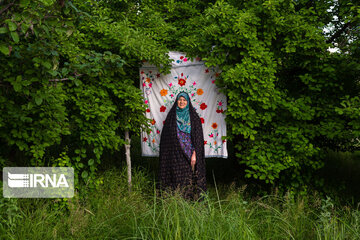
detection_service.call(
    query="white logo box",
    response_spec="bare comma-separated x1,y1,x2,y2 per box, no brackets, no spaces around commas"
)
3,167,74,198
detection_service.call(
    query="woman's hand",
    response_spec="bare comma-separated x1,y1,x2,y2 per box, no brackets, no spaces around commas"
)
191,151,196,172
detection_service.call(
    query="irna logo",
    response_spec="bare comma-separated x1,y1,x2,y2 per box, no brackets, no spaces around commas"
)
3,167,74,198
8,172,69,188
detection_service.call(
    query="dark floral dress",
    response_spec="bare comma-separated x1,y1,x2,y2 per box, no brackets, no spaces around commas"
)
177,127,195,160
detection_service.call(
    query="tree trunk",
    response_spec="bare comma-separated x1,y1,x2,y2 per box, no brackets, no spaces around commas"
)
125,130,131,192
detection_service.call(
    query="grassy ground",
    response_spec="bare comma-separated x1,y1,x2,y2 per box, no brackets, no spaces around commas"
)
1,166,360,240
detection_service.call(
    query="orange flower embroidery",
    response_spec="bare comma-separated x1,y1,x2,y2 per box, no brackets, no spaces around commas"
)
146,78,151,83
212,122,218,129
197,88,204,95
151,119,156,125
152,139,155,143
160,89,168,96
214,141,217,145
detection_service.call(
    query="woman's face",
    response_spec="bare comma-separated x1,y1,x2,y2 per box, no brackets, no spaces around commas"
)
177,96,188,109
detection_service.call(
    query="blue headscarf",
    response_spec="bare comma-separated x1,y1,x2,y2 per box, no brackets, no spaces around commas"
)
176,92,191,133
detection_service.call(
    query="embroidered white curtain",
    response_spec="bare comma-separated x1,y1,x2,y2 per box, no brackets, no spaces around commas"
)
140,51,228,158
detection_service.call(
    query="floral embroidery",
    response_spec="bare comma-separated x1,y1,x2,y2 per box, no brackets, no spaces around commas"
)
200,103,207,110
141,63,226,157
160,89,168,96
216,100,224,113
176,55,188,64
197,88,204,95
178,78,186,86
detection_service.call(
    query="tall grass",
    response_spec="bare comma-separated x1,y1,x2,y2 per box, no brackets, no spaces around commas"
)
1,166,360,239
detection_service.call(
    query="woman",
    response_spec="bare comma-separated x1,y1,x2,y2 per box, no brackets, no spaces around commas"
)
158,92,207,201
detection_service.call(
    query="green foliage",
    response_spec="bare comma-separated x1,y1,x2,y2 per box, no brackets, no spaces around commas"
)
0,0,171,188
174,0,360,188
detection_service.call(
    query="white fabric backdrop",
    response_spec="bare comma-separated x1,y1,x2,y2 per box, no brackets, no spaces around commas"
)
140,51,228,158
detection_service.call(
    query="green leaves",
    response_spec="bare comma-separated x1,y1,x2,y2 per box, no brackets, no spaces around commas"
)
10,32,19,43
0,44,9,55
178,0,360,189
7,21,17,32
35,96,43,106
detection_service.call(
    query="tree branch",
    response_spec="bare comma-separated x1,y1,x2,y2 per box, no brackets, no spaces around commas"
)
0,2,15,15
49,78,70,82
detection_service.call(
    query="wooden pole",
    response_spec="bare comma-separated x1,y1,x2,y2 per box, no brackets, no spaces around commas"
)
125,130,132,192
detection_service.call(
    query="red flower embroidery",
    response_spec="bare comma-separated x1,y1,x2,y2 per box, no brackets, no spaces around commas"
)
216,109,221,113
200,118,204,124
180,56,184,60
205,69,209,73
160,106,166,112
178,78,186,86
156,73,161,78
220,109,224,113
204,141,207,145
222,139,226,143
157,130,160,134
146,109,150,113
141,71,144,74
143,137,147,142
200,103,207,110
